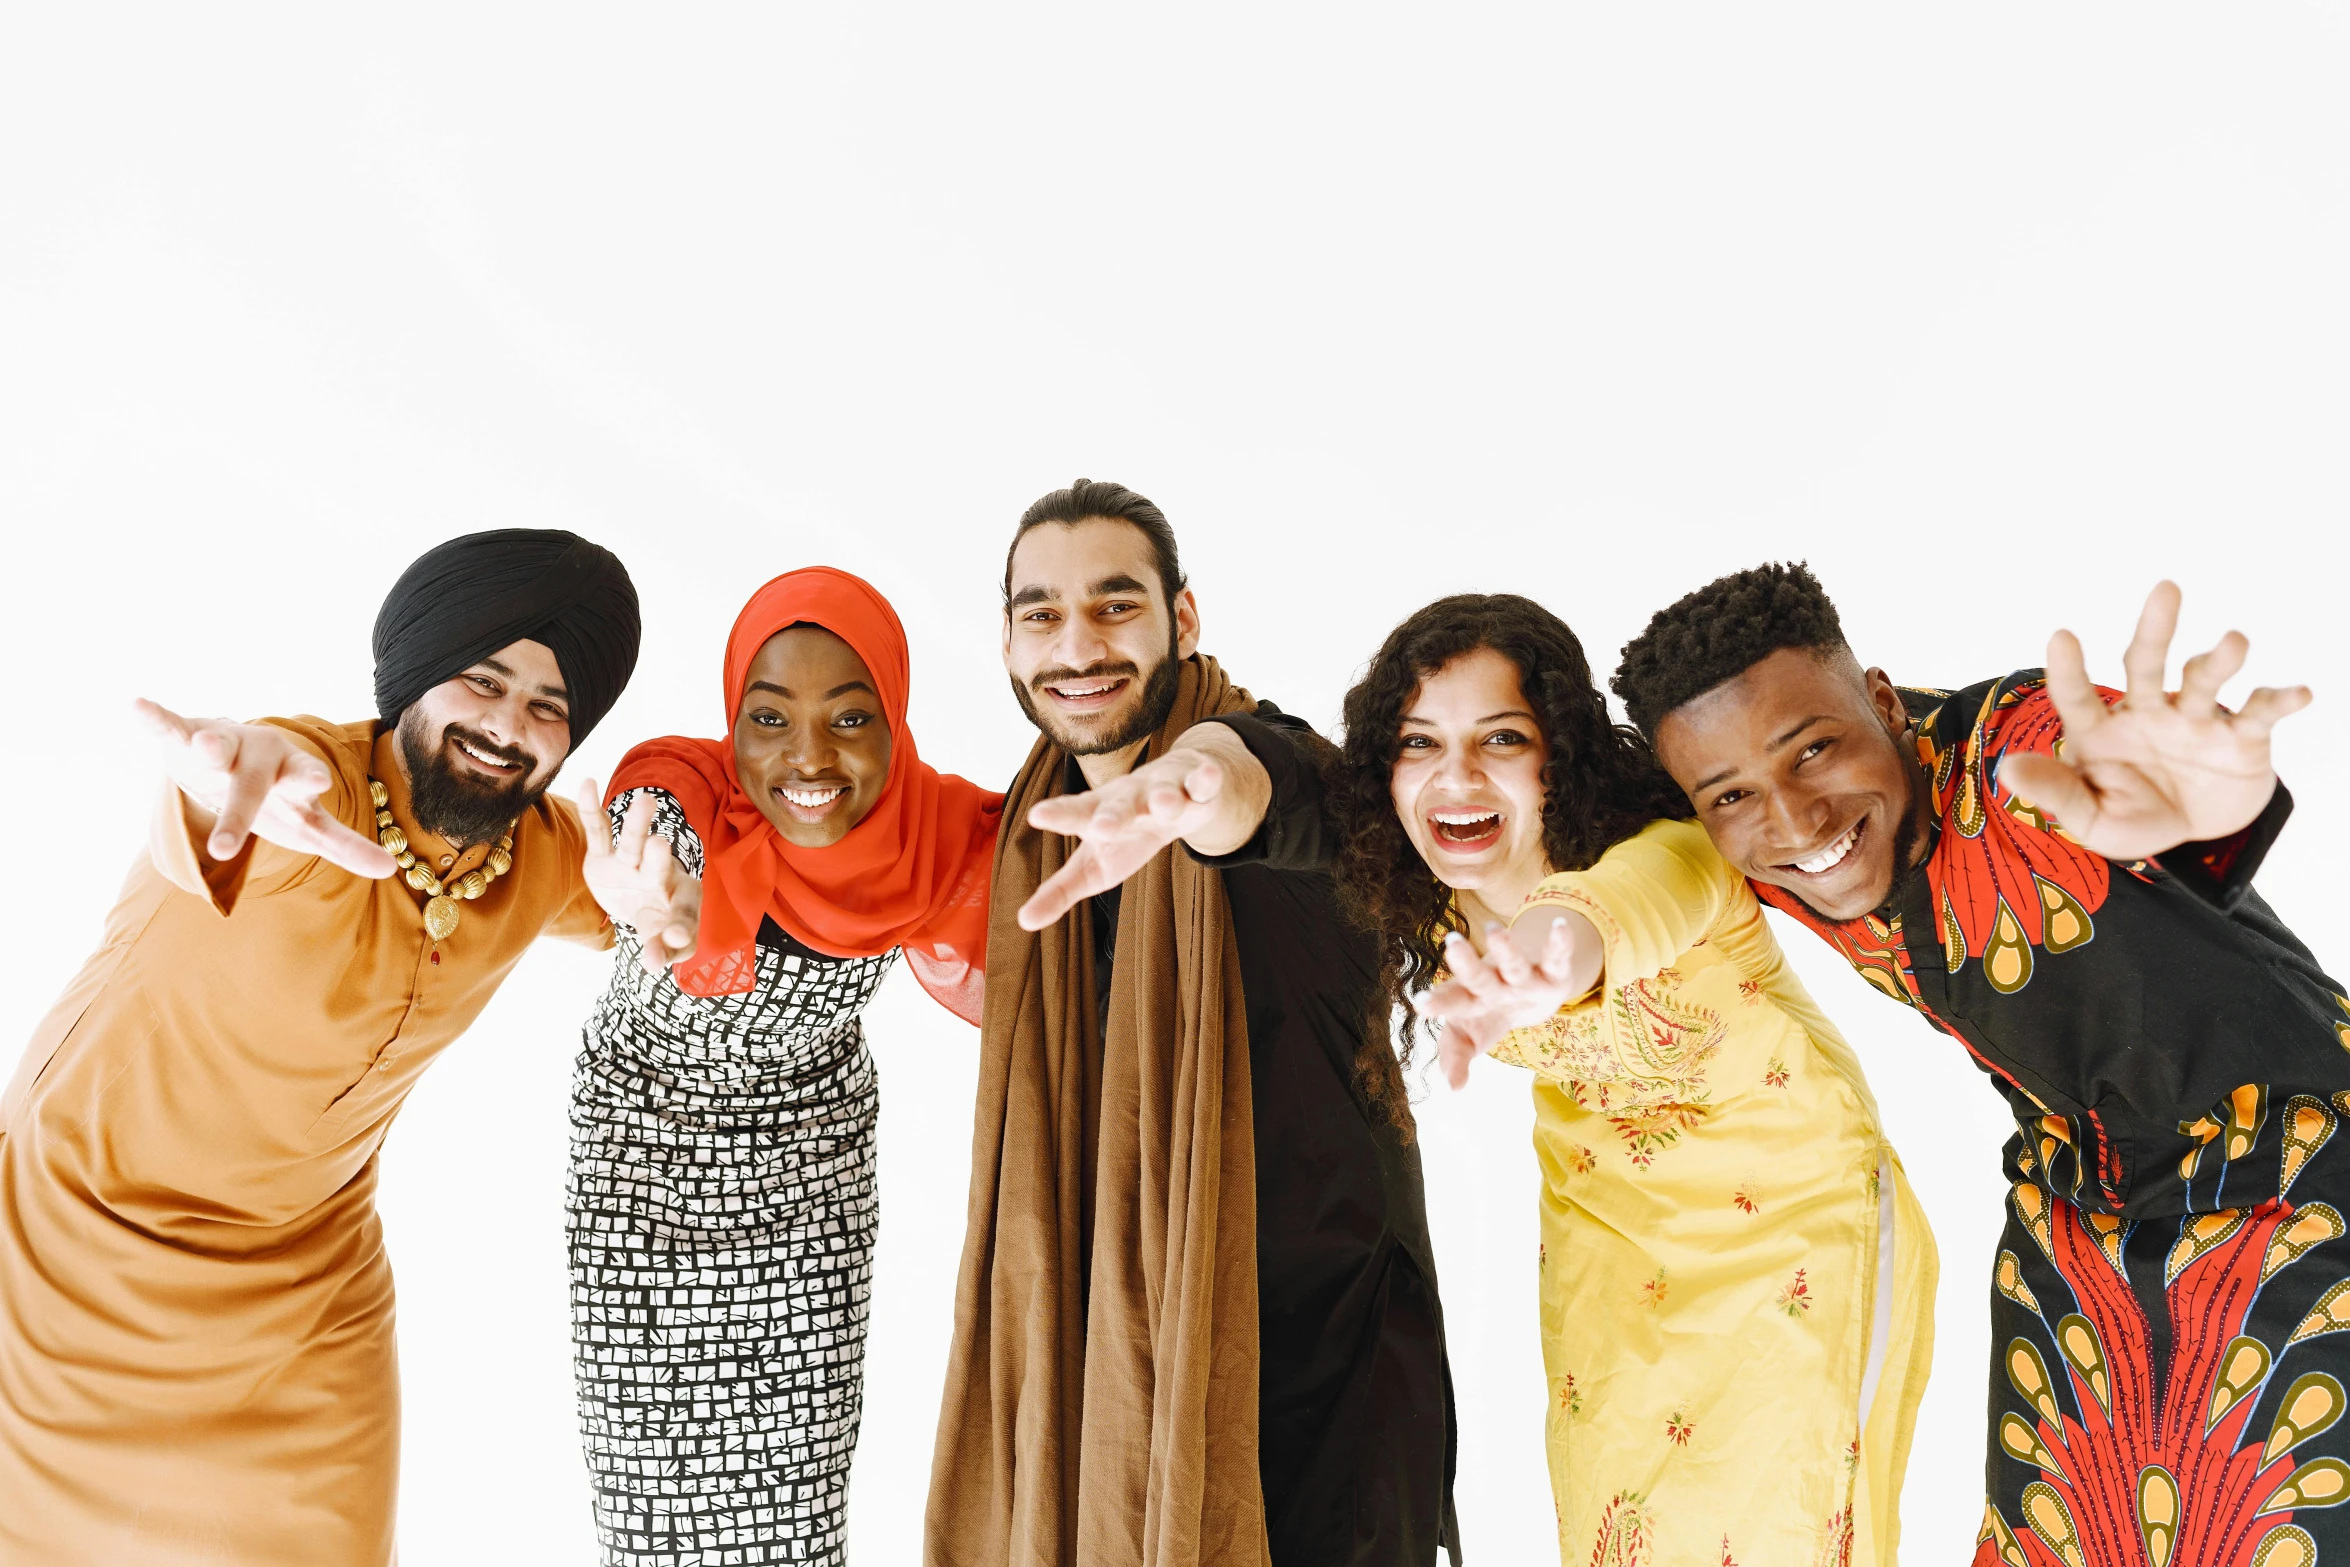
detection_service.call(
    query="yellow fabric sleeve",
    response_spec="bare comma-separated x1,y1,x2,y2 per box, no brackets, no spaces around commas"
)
1489,818,1739,1086
1516,818,1733,981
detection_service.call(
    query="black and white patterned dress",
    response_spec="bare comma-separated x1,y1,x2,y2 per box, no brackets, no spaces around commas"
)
569,788,897,1566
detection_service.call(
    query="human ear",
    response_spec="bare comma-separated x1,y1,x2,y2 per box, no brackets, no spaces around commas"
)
1863,667,1910,737
1173,588,1202,660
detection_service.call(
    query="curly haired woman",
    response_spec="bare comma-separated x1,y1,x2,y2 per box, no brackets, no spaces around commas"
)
1324,593,1936,1566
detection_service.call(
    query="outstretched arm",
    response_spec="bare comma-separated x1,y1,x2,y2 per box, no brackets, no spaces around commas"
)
135,698,394,877
579,779,703,971
1016,722,1271,931
1417,908,1604,1090
2002,581,2312,861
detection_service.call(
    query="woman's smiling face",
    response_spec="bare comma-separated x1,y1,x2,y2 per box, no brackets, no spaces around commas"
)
732,625,894,848
1389,647,1553,903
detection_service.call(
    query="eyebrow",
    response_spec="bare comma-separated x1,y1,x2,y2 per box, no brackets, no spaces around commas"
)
1689,715,1831,794
744,679,878,701
1398,709,1539,727
1008,572,1155,612
477,657,569,703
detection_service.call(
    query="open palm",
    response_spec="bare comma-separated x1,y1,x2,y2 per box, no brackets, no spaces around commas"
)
581,780,703,971
2003,582,2311,861
1017,750,1227,931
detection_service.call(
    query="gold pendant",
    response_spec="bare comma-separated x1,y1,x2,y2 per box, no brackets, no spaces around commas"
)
424,895,462,941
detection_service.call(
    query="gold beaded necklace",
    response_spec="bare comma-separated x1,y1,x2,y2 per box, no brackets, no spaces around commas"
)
369,778,516,941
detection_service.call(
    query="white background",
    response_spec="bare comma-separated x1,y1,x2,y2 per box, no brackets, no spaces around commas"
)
4,6,2346,1561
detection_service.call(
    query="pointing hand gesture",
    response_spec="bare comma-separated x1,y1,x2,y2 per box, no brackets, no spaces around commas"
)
2002,582,2312,861
580,780,703,972
135,699,395,878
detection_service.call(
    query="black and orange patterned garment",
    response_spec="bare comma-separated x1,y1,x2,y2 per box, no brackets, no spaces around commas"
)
1751,671,2350,1567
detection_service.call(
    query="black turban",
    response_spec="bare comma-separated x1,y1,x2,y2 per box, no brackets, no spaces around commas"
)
372,528,641,746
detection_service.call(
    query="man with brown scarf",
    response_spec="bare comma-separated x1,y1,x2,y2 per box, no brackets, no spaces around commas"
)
927,481,1458,1567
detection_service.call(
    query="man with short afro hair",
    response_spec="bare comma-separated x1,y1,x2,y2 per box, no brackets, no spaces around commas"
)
1611,560,1849,739
1619,562,2347,1557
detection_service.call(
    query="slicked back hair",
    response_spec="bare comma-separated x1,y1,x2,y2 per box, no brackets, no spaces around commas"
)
1612,561,1850,737
1002,478,1186,611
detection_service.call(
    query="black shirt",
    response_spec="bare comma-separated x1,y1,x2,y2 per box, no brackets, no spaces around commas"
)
1756,671,2343,1220
1074,702,1458,1566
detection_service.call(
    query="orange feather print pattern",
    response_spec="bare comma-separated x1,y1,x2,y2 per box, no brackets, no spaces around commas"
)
1928,681,2112,995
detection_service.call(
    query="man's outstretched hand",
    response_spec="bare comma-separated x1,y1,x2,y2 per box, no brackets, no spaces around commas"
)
1017,725,1270,931
136,699,395,877
2003,581,2312,862
581,780,703,972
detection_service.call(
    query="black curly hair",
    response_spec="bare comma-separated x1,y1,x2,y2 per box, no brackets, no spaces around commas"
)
1328,594,1691,1132
1611,561,1850,737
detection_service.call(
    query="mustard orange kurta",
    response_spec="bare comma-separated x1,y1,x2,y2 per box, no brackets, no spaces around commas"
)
0,718,610,1567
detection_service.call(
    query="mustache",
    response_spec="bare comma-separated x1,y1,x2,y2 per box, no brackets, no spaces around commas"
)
439,723,538,774
1028,660,1141,694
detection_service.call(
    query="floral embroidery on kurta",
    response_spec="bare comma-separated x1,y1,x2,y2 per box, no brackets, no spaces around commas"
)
1490,819,1931,1566
1589,1493,1653,1567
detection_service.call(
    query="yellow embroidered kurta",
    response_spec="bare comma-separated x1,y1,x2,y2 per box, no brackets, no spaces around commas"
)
1493,819,1936,1567
0,719,612,1567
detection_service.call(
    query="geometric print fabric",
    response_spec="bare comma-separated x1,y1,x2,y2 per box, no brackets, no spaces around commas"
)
570,789,896,1565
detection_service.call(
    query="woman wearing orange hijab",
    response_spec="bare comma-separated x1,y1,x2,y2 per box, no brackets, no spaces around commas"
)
568,567,999,1567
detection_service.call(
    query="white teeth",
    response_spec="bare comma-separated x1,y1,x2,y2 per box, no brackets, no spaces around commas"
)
455,738,515,768
780,786,846,808
1794,823,1861,875
1431,810,1500,826
1053,683,1117,698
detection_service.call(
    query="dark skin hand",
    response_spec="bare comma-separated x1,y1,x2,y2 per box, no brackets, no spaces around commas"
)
734,625,894,848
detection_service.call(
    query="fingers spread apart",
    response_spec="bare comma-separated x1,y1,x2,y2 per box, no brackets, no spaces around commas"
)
2235,683,2315,739
2176,631,2248,718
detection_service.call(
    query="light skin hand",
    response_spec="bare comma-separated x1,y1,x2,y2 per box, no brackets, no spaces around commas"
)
580,779,704,972
1417,905,1603,1090
1017,722,1272,931
135,698,396,878
2002,581,2313,861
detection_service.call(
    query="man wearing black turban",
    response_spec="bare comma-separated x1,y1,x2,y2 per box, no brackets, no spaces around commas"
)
0,528,704,1567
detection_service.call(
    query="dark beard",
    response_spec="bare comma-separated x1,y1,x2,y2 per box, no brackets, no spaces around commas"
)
396,710,548,846
1010,636,1183,757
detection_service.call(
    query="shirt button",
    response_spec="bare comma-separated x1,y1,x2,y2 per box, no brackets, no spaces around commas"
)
439,854,454,868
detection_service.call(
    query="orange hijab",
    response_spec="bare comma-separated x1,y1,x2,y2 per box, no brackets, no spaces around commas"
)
606,567,1002,1023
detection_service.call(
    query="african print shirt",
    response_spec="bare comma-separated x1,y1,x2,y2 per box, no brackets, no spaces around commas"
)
1752,670,2345,1222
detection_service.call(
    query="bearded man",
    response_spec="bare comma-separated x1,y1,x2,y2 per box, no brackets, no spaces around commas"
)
0,529,701,1567
927,481,1458,1567
1600,565,2340,1563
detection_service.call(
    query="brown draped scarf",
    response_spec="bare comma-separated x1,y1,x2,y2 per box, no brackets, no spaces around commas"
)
926,655,1269,1567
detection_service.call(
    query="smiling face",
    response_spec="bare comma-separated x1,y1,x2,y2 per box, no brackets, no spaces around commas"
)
1002,516,1200,766
395,637,574,845
1652,646,1929,921
1388,647,1554,920
732,624,894,848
